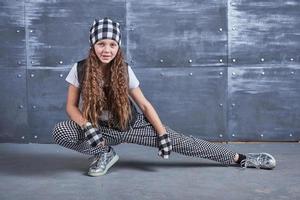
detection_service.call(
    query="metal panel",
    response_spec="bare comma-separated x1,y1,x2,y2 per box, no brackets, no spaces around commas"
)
133,66,228,141
26,0,126,67
228,64,300,141
27,69,69,143
1,0,300,144
228,0,300,65
0,69,28,143
127,0,227,67
0,0,26,68
24,0,127,143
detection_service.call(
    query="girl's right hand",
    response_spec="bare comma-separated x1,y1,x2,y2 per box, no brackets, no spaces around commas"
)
83,122,105,147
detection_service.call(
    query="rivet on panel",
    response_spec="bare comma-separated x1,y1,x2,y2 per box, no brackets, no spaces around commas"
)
34,135,38,139
17,61,22,65
30,73,35,78
160,59,164,63
219,59,223,63
219,71,223,75
291,71,295,75
59,60,63,64
59,74,64,78
188,59,193,63
231,103,235,107
160,72,164,76
219,103,223,107
219,28,223,32
17,74,22,78
232,27,236,31
232,58,236,63
19,105,24,109
219,134,223,138
232,72,236,76
260,134,264,137
260,58,264,62
32,105,36,109
289,133,293,137
21,136,25,139
16,30,20,33
261,71,265,75
189,72,193,76
290,58,294,61
31,61,34,64
48,45,52,49
30,30,33,33
232,134,235,137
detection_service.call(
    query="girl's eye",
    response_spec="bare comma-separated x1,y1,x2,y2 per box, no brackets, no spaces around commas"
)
110,43,116,47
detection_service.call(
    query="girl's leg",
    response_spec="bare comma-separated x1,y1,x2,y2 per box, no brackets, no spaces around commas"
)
122,114,237,165
52,120,122,155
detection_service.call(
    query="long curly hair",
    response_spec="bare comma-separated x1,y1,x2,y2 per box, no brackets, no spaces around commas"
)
81,47,132,130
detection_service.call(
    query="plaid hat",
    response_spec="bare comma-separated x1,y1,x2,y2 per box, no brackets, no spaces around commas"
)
89,17,121,46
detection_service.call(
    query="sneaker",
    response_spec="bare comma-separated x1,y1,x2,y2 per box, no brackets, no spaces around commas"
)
240,152,276,169
88,148,119,176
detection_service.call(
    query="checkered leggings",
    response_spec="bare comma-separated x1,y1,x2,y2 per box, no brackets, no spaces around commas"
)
52,113,237,165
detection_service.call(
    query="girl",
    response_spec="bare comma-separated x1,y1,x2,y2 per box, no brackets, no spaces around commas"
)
52,17,276,177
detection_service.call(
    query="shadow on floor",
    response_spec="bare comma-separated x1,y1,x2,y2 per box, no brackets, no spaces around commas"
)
0,152,228,177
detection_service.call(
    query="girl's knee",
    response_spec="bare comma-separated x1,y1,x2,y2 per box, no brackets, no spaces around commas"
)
52,122,66,144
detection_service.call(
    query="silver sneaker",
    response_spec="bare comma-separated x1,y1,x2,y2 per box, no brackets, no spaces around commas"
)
241,152,276,169
88,148,119,176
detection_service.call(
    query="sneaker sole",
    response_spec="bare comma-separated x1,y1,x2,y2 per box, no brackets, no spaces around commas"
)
88,154,119,177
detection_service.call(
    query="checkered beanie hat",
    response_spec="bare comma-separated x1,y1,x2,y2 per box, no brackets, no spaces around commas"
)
89,17,121,46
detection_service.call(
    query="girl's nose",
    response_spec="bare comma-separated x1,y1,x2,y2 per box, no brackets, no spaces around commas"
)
103,46,110,52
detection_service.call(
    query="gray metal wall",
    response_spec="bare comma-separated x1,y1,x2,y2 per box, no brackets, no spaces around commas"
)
0,0,299,143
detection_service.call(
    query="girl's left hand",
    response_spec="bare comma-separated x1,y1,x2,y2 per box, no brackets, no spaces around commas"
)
96,138,106,147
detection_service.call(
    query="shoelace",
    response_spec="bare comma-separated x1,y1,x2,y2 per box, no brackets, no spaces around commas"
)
97,153,108,167
88,153,108,167
88,155,100,167
240,153,265,169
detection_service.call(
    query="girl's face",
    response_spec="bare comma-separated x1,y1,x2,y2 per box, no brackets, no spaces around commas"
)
94,39,119,65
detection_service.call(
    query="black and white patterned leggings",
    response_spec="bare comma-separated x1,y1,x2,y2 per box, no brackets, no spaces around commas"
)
52,113,237,165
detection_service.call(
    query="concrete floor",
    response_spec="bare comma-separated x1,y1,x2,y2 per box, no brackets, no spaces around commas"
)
0,142,299,200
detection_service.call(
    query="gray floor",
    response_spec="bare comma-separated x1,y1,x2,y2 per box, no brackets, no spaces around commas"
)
0,142,299,200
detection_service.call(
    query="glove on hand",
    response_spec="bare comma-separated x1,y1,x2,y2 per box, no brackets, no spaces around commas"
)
82,122,104,147
158,133,172,159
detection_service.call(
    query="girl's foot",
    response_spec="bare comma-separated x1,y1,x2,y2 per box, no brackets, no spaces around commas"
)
240,152,276,169
88,148,119,176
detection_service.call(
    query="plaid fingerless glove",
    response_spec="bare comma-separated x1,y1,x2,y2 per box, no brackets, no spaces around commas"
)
158,133,172,159
82,122,104,147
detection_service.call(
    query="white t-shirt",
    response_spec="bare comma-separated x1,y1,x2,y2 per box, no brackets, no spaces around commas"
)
65,62,140,120
65,62,140,89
